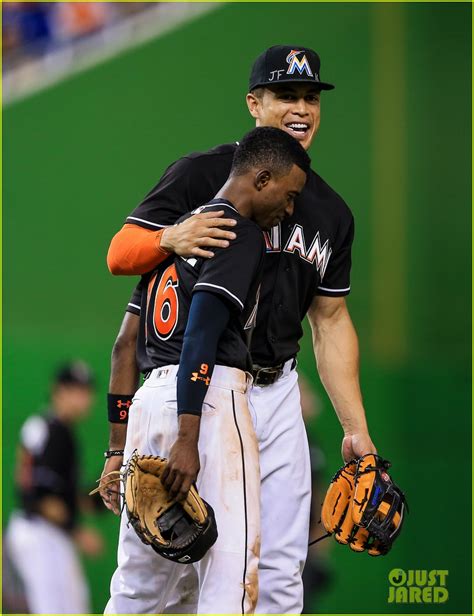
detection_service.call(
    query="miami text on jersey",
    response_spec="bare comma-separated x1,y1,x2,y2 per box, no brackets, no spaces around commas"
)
263,224,332,280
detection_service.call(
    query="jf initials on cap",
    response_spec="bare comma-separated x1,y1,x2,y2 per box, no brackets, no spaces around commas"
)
249,45,335,91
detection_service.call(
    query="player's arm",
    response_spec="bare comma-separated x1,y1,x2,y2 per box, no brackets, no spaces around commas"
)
108,311,140,447
107,213,237,275
16,419,72,526
307,295,377,462
161,291,231,501
99,311,140,514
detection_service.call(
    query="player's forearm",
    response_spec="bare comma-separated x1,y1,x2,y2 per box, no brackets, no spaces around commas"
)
177,291,230,417
107,224,171,275
110,312,140,393
107,312,140,448
309,300,368,436
107,424,127,450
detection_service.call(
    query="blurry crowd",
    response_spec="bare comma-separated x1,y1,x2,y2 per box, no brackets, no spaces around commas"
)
3,2,155,68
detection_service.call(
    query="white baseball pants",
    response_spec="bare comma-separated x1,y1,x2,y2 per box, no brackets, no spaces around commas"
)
163,361,312,614
105,364,261,615
5,512,90,614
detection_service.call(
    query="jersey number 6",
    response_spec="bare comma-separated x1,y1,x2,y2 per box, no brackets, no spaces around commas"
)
147,264,179,340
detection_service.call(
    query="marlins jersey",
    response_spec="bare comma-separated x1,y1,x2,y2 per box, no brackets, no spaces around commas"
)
126,143,354,367
16,413,79,531
136,200,265,374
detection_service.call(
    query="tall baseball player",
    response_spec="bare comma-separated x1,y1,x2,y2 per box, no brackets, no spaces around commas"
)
4,361,103,614
103,127,310,614
103,45,377,614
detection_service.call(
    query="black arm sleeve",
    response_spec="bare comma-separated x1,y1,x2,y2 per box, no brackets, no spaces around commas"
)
177,291,231,416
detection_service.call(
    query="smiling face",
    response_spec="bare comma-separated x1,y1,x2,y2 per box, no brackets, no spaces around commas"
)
246,83,321,151
251,163,307,231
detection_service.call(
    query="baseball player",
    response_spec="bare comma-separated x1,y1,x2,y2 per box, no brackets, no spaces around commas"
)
103,45,377,614
103,127,310,614
4,361,103,614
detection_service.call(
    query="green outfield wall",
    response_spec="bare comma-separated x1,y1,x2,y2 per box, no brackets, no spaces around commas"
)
3,3,471,613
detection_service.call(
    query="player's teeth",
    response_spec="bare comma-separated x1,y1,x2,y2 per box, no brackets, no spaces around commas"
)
287,124,308,131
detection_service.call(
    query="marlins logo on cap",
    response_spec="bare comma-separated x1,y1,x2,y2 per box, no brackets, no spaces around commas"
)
286,50,313,77
248,44,335,91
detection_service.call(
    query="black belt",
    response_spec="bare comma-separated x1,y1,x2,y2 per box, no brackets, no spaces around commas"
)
251,358,296,387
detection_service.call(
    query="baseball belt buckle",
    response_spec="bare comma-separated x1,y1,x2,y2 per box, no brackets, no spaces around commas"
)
252,364,283,387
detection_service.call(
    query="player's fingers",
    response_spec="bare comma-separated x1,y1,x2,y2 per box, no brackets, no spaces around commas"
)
198,215,237,228
197,237,230,249
100,492,116,513
99,482,120,511
105,488,121,514
161,464,172,485
197,210,225,219
110,499,121,516
102,498,115,513
168,473,185,499
191,247,215,259
176,478,193,502
201,227,236,240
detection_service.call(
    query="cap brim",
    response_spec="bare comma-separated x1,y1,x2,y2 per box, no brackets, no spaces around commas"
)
250,78,335,91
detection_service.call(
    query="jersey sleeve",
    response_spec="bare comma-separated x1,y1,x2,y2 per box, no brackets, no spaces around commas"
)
126,156,209,230
125,280,143,315
316,214,354,297
194,222,264,312
20,416,49,455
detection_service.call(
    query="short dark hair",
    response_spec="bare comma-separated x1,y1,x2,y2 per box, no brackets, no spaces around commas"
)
231,127,311,178
54,360,95,388
249,87,265,99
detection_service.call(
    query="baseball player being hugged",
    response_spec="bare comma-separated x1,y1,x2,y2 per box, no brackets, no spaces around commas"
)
103,46,377,614
102,128,310,614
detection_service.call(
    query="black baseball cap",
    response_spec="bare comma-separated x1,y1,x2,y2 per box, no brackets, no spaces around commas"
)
249,45,335,92
54,360,95,388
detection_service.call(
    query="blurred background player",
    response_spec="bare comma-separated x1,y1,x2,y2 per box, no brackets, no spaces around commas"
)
4,361,104,614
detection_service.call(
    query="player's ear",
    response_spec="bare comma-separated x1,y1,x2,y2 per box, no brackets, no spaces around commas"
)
255,169,271,190
246,92,261,120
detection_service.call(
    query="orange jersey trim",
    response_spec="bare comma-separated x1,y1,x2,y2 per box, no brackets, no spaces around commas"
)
107,224,170,275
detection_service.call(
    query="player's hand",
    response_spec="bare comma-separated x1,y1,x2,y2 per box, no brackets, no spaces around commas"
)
99,455,123,515
161,211,237,259
162,430,200,501
341,432,377,463
74,526,104,557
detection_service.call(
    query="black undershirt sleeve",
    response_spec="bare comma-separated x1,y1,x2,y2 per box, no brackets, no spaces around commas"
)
177,291,231,416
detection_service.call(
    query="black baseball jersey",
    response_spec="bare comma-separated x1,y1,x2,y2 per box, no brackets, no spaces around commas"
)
136,200,265,373
17,413,79,531
126,142,354,367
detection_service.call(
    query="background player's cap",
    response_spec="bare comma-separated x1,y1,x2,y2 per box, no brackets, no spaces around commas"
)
54,360,95,388
249,45,335,92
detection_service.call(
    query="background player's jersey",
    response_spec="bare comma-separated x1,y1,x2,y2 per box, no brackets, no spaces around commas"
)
16,413,79,531
136,200,265,373
126,143,354,366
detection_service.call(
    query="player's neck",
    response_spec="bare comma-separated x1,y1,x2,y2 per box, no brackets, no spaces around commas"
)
215,177,254,220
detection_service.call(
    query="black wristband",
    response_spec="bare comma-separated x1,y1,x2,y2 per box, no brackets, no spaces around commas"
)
108,393,133,423
104,449,124,458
